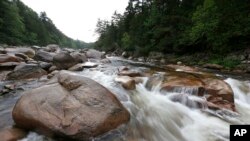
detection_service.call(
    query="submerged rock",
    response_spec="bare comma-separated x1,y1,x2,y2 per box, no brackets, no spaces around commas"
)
13,71,130,140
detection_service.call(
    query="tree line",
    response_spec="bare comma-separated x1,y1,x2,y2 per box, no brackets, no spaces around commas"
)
0,0,91,48
95,0,250,56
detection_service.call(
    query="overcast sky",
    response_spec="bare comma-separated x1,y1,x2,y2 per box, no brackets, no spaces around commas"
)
21,0,129,43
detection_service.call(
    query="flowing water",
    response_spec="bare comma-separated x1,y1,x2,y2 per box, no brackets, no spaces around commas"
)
1,57,250,141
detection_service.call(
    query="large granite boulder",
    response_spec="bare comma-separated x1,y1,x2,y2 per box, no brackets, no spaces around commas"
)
13,71,130,140
85,49,105,59
146,71,235,111
52,52,78,69
34,50,56,62
70,52,87,63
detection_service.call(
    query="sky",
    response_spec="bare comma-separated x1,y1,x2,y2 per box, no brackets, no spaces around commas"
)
21,0,129,43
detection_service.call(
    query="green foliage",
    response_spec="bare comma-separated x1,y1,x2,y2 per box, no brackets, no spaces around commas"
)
208,55,241,69
95,0,250,56
0,0,90,48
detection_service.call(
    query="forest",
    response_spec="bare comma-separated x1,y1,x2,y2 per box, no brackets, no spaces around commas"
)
0,0,90,48
95,0,250,56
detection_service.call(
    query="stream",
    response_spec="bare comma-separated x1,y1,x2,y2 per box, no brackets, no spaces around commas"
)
1,57,250,141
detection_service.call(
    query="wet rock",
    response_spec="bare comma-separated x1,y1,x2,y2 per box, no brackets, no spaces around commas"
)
202,77,234,104
0,127,27,141
68,63,85,71
86,49,105,59
0,54,22,63
70,52,87,63
5,47,35,58
147,71,235,111
13,71,130,140
203,63,223,70
34,50,56,62
115,76,136,90
67,62,98,71
15,53,29,60
6,64,47,80
53,52,78,69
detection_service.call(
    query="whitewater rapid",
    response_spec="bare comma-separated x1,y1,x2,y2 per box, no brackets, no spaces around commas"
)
20,62,250,141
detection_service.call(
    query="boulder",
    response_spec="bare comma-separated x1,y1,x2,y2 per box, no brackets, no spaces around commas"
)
13,71,130,140
6,64,47,80
70,52,87,63
39,62,53,71
52,52,78,69
15,53,29,60
34,50,56,62
5,47,35,58
68,63,85,71
44,44,60,53
0,127,27,141
146,71,235,111
0,54,22,63
86,49,104,59
115,76,136,90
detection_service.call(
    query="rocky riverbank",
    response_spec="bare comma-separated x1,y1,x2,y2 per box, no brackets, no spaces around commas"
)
0,44,248,141
118,48,250,74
